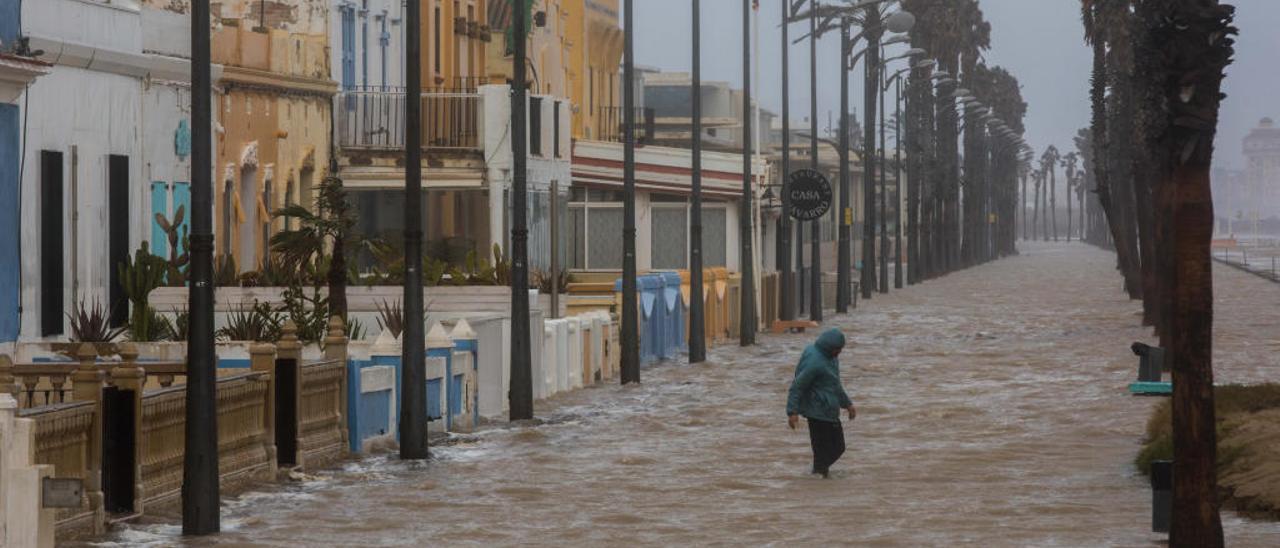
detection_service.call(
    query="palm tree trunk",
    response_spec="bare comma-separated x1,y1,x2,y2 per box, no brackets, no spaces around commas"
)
1147,2,1234,544
1049,168,1058,241
1066,175,1074,241
1021,173,1028,240
1032,176,1040,241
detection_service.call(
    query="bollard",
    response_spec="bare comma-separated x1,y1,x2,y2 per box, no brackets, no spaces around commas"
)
1151,460,1173,534
0,354,15,398
107,344,145,514
1130,342,1164,382
250,342,278,473
70,343,105,533
324,316,350,450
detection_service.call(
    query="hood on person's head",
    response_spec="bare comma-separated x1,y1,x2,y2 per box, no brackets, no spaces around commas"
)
814,328,846,357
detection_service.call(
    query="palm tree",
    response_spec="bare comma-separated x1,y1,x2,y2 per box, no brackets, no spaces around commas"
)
1138,2,1235,544
270,174,357,318
1062,152,1079,241
1041,146,1061,241
1031,166,1042,241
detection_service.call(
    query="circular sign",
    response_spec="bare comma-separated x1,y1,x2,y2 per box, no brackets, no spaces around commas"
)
787,168,833,221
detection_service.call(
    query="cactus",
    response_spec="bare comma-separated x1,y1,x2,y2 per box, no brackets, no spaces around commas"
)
118,243,169,341
155,205,190,286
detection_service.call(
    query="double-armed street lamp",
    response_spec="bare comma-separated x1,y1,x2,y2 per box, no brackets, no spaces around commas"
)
882,56,928,289
785,0,913,313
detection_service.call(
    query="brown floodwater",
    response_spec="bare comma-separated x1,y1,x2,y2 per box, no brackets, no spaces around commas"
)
89,242,1280,546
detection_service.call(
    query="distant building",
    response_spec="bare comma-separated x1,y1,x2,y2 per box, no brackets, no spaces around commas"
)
1242,117,1280,220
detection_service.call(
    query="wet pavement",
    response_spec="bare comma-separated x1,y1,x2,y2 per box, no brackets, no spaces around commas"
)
89,242,1280,547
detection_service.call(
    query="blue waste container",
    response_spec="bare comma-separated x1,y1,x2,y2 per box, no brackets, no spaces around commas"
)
615,275,665,363
659,272,686,356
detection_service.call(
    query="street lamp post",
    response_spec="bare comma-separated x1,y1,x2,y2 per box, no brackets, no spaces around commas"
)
689,0,706,362
808,1,822,322
400,0,429,453
894,72,904,289
509,0,533,419
183,0,220,535
836,16,852,314
860,6,881,301
740,0,757,346
779,0,794,323
620,0,640,385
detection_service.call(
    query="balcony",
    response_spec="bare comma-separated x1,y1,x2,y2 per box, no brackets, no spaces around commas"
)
335,87,482,151
595,106,655,144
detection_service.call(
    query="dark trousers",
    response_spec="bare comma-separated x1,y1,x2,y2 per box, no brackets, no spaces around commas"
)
807,418,846,476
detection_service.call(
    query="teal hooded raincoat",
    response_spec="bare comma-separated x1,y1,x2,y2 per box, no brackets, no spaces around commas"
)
786,329,853,423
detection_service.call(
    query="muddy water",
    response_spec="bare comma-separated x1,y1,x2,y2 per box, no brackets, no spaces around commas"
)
93,243,1280,547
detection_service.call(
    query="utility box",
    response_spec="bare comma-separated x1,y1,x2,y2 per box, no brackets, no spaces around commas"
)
1151,460,1173,534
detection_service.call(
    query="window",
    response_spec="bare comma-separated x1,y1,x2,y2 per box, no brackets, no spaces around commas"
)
529,97,543,156
222,179,233,259
553,101,561,158
262,179,274,258
341,5,356,89
434,6,442,74
40,150,64,336
651,206,688,269
567,189,623,270
702,206,728,267
285,180,296,230
108,155,130,327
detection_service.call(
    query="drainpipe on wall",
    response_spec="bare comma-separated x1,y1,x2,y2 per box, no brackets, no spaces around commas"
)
70,145,78,308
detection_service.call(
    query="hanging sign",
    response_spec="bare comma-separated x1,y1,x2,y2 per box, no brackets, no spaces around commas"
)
787,168,833,221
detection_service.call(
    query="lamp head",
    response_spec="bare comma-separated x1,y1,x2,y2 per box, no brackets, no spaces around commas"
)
885,10,916,34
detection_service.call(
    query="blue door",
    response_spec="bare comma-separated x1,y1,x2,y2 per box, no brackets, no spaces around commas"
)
341,6,356,90
425,378,442,421
172,182,191,257
0,105,19,342
151,182,169,257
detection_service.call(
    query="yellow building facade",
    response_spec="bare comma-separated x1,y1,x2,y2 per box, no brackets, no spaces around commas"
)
212,0,335,271
483,0,622,140
422,0,490,89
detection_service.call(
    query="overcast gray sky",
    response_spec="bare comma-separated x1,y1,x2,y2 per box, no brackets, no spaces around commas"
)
631,0,1280,170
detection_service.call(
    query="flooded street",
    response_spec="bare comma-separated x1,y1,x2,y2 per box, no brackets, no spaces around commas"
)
96,243,1280,547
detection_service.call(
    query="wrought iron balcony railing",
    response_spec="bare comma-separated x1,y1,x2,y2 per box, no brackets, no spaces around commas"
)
595,106,655,144
335,88,482,151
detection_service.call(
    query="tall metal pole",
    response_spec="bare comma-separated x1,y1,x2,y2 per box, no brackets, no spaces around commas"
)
689,0,707,363
861,6,881,300
808,1,822,322
550,181,559,319
620,0,640,384
894,76,904,289
878,54,888,294
835,17,851,314
509,0,533,419
183,0,220,535
399,0,428,457
740,0,757,346
779,0,794,322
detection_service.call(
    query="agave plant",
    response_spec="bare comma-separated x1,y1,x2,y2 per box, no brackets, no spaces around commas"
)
531,268,573,293
216,301,282,342
375,299,404,339
214,254,239,287
68,299,126,343
163,308,190,342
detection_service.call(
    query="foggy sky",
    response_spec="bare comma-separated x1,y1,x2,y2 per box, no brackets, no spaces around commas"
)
630,0,1280,172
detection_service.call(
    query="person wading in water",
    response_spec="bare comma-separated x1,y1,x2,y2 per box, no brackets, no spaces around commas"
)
787,329,856,478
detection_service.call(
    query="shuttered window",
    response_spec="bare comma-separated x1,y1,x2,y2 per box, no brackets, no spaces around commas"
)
40,150,64,336
108,155,129,327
